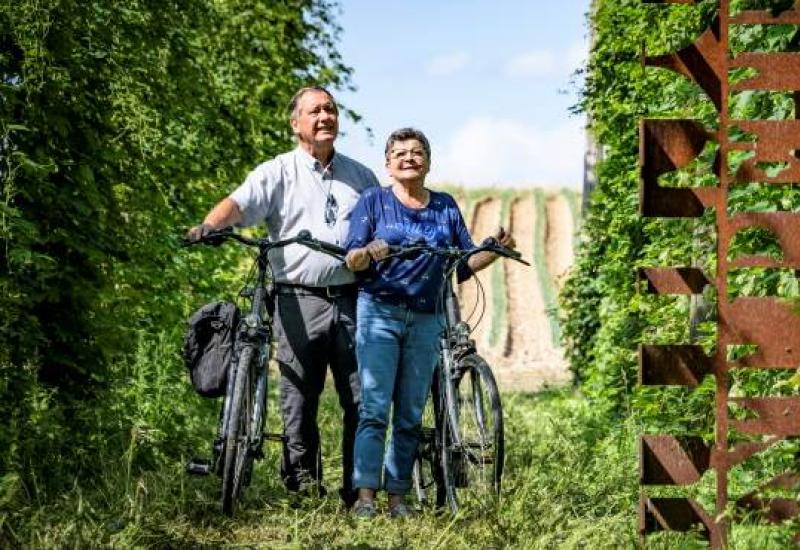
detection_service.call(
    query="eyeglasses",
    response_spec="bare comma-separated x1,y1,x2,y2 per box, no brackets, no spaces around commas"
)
324,193,338,227
389,149,427,161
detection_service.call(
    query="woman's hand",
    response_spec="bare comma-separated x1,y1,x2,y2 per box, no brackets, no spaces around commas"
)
495,226,516,250
345,239,389,271
467,227,516,274
345,248,370,271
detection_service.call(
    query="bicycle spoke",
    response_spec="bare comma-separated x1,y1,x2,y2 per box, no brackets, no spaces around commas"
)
447,354,504,512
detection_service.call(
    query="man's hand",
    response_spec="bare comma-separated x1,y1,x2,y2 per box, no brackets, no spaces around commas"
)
345,239,389,271
185,223,214,242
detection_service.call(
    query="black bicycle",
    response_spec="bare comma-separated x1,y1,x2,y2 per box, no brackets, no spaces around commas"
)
380,238,528,513
184,228,345,516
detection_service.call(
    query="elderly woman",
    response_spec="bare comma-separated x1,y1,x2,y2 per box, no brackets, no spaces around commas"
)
344,128,514,518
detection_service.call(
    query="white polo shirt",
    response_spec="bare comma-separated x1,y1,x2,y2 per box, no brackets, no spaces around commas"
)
229,147,379,287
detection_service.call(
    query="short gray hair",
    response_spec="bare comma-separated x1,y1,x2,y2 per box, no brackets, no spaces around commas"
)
288,86,337,120
384,128,431,161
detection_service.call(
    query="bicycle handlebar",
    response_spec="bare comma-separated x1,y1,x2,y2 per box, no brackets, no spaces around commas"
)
182,228,346,260
381,237,530,266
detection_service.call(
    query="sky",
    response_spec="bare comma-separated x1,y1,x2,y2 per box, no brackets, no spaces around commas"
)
334,0,591,189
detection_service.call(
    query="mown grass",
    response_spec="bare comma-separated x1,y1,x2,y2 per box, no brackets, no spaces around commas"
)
4,383,795,548
2,335,795,549
4,381,639,549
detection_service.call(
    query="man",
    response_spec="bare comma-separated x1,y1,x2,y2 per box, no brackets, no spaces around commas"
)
186,86,379,507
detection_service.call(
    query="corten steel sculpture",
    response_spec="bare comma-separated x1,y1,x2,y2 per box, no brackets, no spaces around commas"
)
638,0,800,546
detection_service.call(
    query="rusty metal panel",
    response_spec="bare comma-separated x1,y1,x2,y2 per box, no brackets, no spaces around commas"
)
723,298,800,368
638,267,710,294
731,5,800,25
738,473,800,523
639,497,720,545
639,344,713,386
729,213,800,268
729,120,800,184
730,53,800,92
720,437,782,469
730,397,800,436
639,1,800,545
640,435,710,485
645,19,723,109
639,119,718,217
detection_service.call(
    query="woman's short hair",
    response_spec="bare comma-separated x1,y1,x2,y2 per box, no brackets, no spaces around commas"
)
384,128,431,161
288,86,337,120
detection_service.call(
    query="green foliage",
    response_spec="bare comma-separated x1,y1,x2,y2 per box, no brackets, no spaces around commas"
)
0,0,352,501
562,0,800,411
561,0,800,539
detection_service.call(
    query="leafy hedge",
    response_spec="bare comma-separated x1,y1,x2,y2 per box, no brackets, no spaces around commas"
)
0,0,352,498
561,0,800,530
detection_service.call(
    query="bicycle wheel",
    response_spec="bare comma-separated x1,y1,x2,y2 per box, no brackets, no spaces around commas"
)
445,353,504,512
412,373,446,509
221,345,256,516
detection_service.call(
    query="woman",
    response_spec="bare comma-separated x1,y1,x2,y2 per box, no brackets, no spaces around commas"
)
344,128,515,518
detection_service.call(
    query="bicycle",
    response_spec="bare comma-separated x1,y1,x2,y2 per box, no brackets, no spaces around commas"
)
379,238,528,513
183,228,345,516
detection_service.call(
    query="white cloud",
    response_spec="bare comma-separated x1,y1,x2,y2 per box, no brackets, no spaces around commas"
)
425,52,470,76
428,116,585,189
503,50,556,78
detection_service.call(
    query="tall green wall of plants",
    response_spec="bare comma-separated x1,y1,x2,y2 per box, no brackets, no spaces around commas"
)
0,0,352,500
561,0,800,506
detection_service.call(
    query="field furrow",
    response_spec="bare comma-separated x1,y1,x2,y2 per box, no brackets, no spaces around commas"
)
459,197,501,354
545,193,575,292
493,194,570,391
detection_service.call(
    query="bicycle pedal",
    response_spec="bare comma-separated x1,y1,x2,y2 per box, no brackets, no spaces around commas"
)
186,457,212,476
264,432,287,443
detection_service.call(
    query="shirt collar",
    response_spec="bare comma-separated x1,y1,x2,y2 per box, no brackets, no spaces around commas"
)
295,146,338,173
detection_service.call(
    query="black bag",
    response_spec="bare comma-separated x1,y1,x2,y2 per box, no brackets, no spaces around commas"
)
182,301,240,398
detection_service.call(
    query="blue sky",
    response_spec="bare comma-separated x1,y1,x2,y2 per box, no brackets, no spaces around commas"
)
335,0,591,189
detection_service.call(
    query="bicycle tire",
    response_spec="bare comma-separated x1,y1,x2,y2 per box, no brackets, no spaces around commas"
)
444,353,504,512
412,373,446,509
221,345,255,516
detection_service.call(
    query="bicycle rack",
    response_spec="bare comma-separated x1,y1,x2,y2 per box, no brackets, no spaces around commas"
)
638,1,800,547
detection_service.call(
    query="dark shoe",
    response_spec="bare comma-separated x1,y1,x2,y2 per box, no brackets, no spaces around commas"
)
388,502,415,519
339,487,358,509
288,480,327,508
352,499,377,520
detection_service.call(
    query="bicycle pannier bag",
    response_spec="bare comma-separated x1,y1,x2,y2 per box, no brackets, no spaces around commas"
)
182,301,240,397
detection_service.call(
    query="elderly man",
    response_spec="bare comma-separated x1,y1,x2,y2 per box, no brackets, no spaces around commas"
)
186,86,379,507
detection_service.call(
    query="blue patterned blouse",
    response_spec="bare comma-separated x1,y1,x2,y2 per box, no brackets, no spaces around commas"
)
344,186,474,312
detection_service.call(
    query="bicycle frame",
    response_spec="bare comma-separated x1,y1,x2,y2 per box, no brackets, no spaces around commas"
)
437,266,480,457
215,243,273,472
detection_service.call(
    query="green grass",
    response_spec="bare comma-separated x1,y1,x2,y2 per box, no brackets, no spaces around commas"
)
2,384,637,549
3,373,794,548
533,190,561,347
488,191,515,349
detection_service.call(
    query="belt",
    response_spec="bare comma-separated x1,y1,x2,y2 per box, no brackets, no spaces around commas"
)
275,283,357,299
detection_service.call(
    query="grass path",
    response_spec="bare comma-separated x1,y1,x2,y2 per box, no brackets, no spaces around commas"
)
5,389,640,549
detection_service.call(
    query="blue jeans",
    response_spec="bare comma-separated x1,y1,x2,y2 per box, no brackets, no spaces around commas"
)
352,296,442,494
